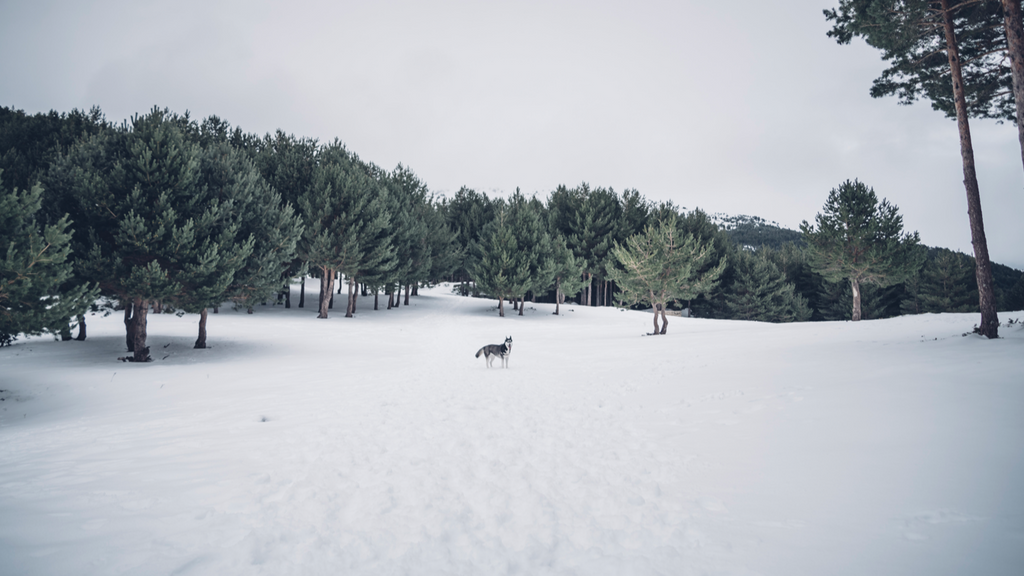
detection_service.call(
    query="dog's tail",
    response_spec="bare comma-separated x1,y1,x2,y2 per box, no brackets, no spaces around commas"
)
475,347,484,358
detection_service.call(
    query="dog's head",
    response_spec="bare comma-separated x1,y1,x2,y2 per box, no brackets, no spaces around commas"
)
504,336,513,350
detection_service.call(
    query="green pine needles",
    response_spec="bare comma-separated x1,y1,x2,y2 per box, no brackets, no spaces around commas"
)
800,180,924,321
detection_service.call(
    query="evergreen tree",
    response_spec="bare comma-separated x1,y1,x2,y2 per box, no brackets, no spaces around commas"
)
825,0,1000,337
800,180,925,322
442,187,493,295
187,140,302,346
903,248,979,313
471,201,531,317
607,213,726,335
548,184,619,306
51,107,252,361
725,247,813,323
0,174,97,345
548,234,589,315
296,142,391,319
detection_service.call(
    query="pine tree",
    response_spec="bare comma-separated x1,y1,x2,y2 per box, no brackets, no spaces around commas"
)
725,247,812,323
471,201,532,317
50,107,251,361
825,0,1001,337
607,213,726,335
801,180,925,322
0,174,97,345
548,234,589,315
296,142,391,319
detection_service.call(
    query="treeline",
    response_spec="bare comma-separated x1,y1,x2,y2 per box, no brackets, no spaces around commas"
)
2,105,1023,356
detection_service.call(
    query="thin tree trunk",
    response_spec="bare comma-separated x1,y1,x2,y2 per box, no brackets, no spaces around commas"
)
388,290,394,310
195,308,208,349
132,297,151,362
660,306,668,335
652,304,660,335
318,269,334,318
499,295,505,317
352,278,358,313
554,279,561,315
413,285,418,296
338,272,344,293
75,314,86,341
124,300,135,352
374,290,379,310
346,277,355,318
1003,0,1024,175
941,0,1000,338
851,278,862,322
299,277,305,308
513,298,519,311
518,296,524,316
404,284,411,305
285,283,291,309
247,306,253,314
214,307,218,313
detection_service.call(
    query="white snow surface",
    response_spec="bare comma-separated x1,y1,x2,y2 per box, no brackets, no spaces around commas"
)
1,282,1022,576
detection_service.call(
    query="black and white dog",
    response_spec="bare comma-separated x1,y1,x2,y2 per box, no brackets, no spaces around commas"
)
475,336,513,368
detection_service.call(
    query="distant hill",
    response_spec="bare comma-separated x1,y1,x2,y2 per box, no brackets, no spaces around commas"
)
709,213,803,249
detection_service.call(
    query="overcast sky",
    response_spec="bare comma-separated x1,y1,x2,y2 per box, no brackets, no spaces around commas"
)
2,0,1022,268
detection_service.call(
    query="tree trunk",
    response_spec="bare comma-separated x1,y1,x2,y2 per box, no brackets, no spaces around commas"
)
518,296,524,316
498,296,505,317
660,306,668,335
404,284,411,305
299,277,305,308
387,290,394,310
374,290,379,310
338,272,344,294
195,308,208,349
587,273,592,306
247,306,253,314
75,314,86,341
152,300,162,314
554,279,561,315
652,304,660,335
213,307,219,314
60,322,72,341
318,269,334,318
346,277,355,318
285,284,291,309
851,278,862,322
132,297,151,362
941,0,1000,338
124,300,135,352
352,278,358,314
1003,0,1024,176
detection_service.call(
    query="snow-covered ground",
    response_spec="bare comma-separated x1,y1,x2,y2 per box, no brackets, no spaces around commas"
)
1,282,1022,576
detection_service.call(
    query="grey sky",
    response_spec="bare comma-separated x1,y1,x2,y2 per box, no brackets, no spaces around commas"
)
2,0,1022,268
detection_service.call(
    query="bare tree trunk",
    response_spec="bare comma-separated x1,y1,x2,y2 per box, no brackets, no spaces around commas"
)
587,273,592,306
338,272,344,294
518,296,524,316
195,308,208,349
299,277,305,308
285,283,291,309
346,277,355,318
660,306,668,335
941,0,1000,338
374,290,379,310
132,297,151,362
247,306,253,314
318,269,335,318
387,290,394,310
124,300,135,352
404,284,411,305
413,285,418,296
75,314,86,341
1003,0,1024,175
352,278,358,313
153,300,162,314
652,304,660,335
851,278,862,322
499,296,505,317
554,279,561,315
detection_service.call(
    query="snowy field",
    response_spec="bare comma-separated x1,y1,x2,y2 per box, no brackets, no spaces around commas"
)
1,282,1022,576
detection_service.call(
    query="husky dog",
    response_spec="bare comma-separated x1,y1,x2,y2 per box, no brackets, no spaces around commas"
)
475,336,513,368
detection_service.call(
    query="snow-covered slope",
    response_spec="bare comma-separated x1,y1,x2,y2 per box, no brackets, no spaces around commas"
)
1,283,1022,575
